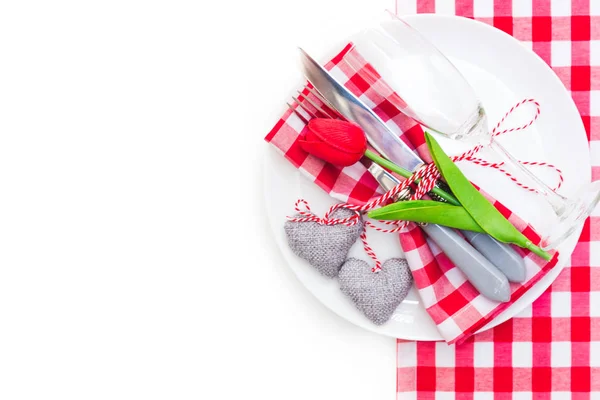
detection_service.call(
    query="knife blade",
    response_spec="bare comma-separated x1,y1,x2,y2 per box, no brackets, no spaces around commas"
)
298,47,526,283
298,48,423,172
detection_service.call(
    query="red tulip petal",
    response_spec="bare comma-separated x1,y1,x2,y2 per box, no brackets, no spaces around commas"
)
299,138,363,166
307,119,367,154
304,128,319,143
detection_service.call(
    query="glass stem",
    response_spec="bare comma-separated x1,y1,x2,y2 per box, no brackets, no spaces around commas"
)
488,140,569,216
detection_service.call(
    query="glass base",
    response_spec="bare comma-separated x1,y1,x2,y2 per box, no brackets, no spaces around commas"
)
540,181,600,250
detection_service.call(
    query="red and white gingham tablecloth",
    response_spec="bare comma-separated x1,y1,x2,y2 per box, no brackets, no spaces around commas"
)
395,0,600,397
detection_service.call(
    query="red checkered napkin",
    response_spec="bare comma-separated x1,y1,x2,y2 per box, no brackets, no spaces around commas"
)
265,44,558,344
392,0,600,397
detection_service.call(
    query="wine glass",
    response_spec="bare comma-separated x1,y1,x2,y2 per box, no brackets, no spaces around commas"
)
345,11,600,250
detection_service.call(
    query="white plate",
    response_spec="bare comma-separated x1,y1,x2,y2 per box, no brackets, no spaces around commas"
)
264,15,589,340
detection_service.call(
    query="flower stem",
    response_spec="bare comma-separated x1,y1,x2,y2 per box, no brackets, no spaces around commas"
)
364,149,460,206
524,241,552,261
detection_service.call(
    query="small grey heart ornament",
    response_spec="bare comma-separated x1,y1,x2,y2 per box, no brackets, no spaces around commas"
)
338,258,413,325
284,208,363,278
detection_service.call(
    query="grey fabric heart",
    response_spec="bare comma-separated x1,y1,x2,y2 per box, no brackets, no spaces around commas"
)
284,208,363,278
338,258,413,325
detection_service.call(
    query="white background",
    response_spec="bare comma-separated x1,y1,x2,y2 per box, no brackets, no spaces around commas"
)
0,1,401,399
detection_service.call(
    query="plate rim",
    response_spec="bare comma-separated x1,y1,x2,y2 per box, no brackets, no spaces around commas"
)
263,13,588,340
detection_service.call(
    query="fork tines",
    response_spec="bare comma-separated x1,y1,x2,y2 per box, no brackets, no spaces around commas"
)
287,84,347,125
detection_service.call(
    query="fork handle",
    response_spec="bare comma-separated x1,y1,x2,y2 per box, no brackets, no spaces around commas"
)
421,224,511,302
460,230,526,283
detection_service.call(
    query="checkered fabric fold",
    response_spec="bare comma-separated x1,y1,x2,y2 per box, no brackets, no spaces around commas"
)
393,0,600,397
265,43,559,344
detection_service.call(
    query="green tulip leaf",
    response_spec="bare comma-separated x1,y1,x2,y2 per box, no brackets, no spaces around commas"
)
368,200,485,232
425,132,552,261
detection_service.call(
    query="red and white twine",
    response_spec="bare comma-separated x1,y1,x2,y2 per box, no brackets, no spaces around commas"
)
287,99,562,273
452,99,563,192
290,178,417,272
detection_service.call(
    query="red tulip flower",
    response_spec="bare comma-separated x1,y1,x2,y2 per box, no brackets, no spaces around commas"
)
299,119,367,166
295,118,461,208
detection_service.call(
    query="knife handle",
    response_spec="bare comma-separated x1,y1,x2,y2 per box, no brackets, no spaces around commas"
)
460,230,526,283
367,163,512,301
421,224,511,302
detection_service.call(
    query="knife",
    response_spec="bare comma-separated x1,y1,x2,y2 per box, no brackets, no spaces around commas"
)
368,163,510,301
299,47,525,283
